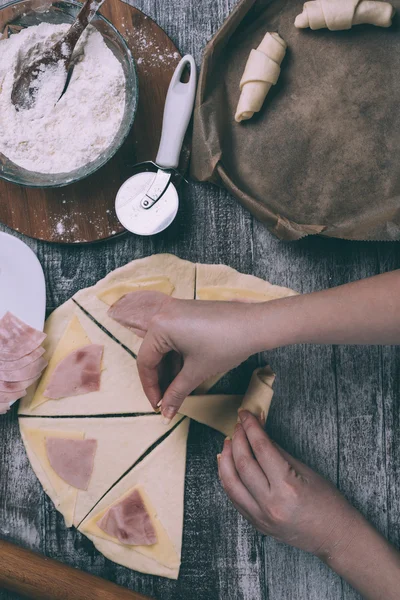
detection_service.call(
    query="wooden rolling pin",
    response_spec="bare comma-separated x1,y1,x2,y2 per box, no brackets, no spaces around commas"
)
0,539,154,600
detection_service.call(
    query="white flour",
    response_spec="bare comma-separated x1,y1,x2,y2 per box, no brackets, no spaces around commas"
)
0,22,126,174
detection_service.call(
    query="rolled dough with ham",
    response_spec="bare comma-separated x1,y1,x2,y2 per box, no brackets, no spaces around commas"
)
0,390,25,404
0,375,39,393
0,347,45,371
44,344,103,400
45,437,97,490
97,488,157,546
0,357,47,383
0,312,46,360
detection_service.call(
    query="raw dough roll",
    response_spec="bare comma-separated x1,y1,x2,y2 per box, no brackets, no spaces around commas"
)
295,0,395,30
235,32,287,123
239,365,275,424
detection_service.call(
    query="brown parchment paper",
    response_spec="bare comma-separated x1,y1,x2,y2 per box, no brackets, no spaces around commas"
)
191,0,400,241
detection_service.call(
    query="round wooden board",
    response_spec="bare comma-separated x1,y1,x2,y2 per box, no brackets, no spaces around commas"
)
0,1,186,244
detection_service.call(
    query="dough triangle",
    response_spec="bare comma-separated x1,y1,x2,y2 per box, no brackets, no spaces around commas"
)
18,300,153,416
19,424,84,527
79,418,190,579
194,263,296,390
19,414,183,527
180,394,243,437
73,254,195,356
196,263,298,302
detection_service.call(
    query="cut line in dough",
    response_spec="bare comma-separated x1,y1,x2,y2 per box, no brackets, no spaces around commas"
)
79,418,190,579
19,414,183,526
18,300,153,416
73,254,196,356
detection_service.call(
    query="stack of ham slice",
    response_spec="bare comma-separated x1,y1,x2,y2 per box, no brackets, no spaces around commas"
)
0,312,47,414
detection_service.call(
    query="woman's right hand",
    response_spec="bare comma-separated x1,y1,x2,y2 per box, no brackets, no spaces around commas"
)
109,291,263,420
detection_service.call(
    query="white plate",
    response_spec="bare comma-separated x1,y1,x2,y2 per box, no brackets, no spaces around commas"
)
0,232,46,331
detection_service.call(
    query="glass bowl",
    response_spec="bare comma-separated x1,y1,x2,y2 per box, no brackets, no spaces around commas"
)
0,0,138,188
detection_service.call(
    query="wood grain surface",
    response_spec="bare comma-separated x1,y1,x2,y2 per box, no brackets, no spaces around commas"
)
0,0,185,244
1,1,400,599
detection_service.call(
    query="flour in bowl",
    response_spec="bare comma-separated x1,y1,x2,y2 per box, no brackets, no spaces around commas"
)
0,22,126,174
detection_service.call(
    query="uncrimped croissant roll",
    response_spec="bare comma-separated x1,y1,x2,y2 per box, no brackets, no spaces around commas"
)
235,32,287,123
295,0,395,30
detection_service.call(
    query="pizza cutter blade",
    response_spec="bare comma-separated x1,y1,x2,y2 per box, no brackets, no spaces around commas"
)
115,55,197,236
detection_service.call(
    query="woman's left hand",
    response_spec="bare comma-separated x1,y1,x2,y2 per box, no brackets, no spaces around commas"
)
218,410,360,558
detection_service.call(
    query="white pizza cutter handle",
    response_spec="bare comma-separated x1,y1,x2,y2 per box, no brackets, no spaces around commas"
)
155,55,197,170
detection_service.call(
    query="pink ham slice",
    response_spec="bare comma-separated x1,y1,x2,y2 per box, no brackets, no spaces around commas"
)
0,375,38,393
97,488,157,546
0,312,46,361
44,344,103,400
0,390,25,404
0,357,47,382
0,346,45,371
108,293,149,333
45,438,97,490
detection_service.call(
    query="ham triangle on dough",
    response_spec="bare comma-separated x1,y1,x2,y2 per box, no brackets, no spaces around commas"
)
44,344,103,400
97,488,157,546
45,438,97,490
0,312,46,361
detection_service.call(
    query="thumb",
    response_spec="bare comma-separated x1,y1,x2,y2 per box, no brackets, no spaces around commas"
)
161,365,201,423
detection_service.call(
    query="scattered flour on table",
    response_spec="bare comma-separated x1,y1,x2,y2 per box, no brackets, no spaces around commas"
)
0,23,126,174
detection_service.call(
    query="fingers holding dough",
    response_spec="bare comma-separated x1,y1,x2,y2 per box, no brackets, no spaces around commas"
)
235,32,287,123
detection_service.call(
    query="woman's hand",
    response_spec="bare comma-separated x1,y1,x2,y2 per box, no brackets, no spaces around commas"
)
118,292,263,420
110,270,400,422
218,410,359,557
219,410,400,600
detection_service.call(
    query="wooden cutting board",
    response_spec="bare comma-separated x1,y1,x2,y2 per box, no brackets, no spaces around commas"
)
0,0,188,244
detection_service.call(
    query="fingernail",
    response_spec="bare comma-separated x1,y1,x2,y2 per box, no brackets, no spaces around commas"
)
162,406,175,425
223,436,231,447
239,409,250,423
157,400,162,408
217,453,222,462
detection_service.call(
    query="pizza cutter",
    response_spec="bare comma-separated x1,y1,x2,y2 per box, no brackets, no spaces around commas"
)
115,55,197,236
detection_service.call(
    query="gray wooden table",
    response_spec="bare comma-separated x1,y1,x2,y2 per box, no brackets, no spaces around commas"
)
1,1,400,599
